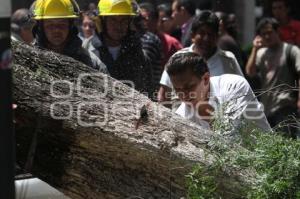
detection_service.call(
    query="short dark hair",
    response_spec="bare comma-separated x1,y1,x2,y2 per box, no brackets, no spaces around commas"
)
215,11,229,28
271,0,289,7
157,3,172,17
191,10,219,34
166,52,208,78
11,8,35,33
174,0,196,16
256,17,279,35
139,2,159,20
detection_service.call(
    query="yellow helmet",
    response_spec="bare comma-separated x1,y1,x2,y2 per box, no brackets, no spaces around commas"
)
33,0,79,20
98,0,136,16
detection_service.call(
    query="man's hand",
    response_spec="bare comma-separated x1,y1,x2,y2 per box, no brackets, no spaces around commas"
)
245,35,264,77
157,85,171,102
253,35,265,50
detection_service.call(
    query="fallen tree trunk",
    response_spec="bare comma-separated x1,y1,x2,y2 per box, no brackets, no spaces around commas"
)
13,41,255,199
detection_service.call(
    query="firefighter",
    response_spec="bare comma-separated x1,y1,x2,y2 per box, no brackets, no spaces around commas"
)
90,0,154,96
31,0,107,73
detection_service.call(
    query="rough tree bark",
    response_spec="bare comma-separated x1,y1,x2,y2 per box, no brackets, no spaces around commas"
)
13,41,255,199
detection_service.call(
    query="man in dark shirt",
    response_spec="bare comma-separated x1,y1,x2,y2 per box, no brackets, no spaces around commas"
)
91,0,153,96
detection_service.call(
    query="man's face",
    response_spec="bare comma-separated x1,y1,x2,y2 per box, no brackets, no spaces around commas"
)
192,25,218,59
158,10,174,33
43,19,69,46
82,16,95,38
171,69,210,107
272,1,289,21
259,23,280,47
105,16,130,42
171,1,184,26
43,19,69,47
140,9,158,33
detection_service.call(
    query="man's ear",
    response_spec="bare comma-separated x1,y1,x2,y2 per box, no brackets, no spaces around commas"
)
219,19,224,30
191,32,196,43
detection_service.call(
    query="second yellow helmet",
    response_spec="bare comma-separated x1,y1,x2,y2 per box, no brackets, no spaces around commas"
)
98,0,136,16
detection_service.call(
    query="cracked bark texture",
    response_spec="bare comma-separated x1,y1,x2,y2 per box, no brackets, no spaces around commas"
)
13,41,255,199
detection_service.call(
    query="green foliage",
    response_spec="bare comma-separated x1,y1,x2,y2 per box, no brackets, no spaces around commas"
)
245,131,300,199
186,163,221,199
186,124,300,199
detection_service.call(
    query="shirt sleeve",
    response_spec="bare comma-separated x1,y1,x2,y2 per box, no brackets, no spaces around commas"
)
229,52,244,76
291,45,300,74
221,76,271,132
222,50,244,76
160,70,173,88
255,48,264,70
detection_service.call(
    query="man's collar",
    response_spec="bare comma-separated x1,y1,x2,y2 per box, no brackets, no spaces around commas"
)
207,48,220,64
190,44,219,62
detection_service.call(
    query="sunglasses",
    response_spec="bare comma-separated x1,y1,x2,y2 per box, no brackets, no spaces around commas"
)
160,17,171,22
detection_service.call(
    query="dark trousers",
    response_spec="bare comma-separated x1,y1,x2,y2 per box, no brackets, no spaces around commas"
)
267,106,300,139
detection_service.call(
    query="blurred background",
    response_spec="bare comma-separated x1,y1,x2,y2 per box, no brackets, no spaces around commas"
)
11,0,300,51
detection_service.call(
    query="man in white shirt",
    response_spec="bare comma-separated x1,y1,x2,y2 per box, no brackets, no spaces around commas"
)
157,10,243,101
166,52,271,135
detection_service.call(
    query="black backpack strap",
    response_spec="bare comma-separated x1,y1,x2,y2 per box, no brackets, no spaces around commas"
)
285,43,297,79
285,43,299,102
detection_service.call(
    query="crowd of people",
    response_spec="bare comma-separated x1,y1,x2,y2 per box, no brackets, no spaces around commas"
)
11,0,300,138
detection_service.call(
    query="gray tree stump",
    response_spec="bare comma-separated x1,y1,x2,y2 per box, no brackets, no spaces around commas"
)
13,41,255,199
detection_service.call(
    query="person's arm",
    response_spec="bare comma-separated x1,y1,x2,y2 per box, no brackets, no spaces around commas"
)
88,50,109,74
245,36,264,77
157,70,173,102
157,85,172,102
292,45,300,111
